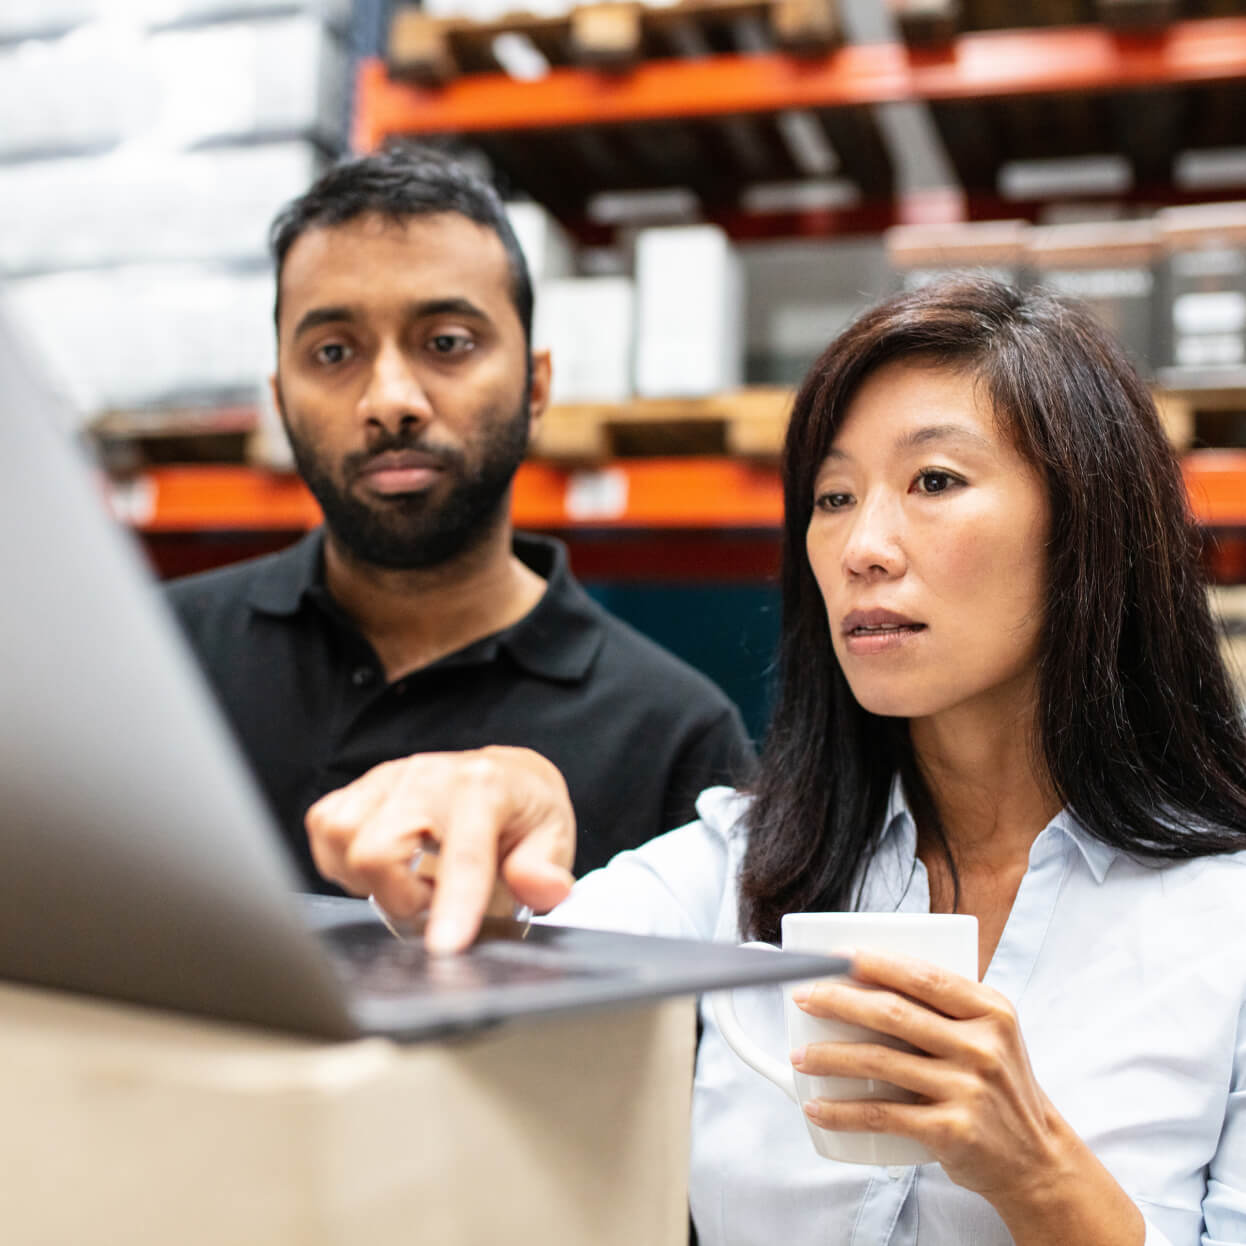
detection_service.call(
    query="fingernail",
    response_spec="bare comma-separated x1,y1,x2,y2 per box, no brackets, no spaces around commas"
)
791,987,810,1005
802,1102,822,1122
790,1046,807,1068
426,916,468,956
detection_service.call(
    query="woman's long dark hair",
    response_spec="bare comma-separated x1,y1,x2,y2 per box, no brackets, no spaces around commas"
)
740,276,1246,942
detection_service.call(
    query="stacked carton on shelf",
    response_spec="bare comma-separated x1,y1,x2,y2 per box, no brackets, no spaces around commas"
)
0,3,350,425
537,277,637,405
1027,220,1159,371
1157,201,1246,378
884,220,1031,292
634,224,745,398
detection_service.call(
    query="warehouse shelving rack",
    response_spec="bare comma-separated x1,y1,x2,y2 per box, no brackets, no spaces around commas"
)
101,9,1246,568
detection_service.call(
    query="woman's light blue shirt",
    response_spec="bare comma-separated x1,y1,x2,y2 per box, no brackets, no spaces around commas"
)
549,783,1246,1246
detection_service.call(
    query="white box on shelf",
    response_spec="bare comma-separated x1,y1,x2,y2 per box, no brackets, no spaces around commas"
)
0,142,323,275
136,0,352,26
634,224,744,397
143,14,348,149
0,0,97,39
6,263,275,417
535,277,636,404
507,201,576,283
0,25,143,160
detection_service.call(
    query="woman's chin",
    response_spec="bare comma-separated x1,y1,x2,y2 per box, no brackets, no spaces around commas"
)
845,683,946,721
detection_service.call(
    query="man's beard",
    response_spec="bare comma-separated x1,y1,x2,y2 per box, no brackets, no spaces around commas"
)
284,399,530,571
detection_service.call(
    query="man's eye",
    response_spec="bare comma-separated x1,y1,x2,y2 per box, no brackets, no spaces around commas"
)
429,333,473,355
313,342,350,366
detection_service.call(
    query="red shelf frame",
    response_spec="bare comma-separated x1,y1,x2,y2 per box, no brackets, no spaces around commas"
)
117,453,1246,533
354,17,1246,148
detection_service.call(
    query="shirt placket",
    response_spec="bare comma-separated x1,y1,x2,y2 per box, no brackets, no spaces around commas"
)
847,1165,919,1246
982,826,1071,1003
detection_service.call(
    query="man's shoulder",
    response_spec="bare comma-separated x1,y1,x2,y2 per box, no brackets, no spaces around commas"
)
578,592,740,716
164,541,307,622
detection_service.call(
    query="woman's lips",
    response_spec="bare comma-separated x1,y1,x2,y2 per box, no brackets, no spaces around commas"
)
841,610,927,656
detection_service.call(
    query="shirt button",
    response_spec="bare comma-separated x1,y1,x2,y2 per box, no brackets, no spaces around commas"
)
351,666,375,687
886,1166,908,1181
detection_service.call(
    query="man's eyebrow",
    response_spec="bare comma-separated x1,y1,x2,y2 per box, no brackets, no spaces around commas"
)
409,297,490,322
290,298,491,342
291,306,355,340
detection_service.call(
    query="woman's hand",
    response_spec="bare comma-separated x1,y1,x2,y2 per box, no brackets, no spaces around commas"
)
305,746,576,954
791,950,1144,1245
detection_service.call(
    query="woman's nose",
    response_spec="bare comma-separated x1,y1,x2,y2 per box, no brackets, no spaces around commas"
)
840,496,905,580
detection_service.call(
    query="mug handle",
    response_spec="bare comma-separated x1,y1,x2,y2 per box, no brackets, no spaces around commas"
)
709,941,799,1104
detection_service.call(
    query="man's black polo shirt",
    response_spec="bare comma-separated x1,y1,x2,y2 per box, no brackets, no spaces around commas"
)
166,530,756,889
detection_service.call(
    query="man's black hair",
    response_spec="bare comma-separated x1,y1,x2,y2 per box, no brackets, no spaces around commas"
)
269,145,534,347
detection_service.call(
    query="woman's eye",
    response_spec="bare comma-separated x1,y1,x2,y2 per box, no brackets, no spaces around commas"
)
313,342,351,366
914,470,959,495
816,491,852,511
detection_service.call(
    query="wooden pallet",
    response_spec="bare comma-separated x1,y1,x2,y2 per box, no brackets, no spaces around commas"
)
893,0,1196,44
531,386,793,462
388,0,840,86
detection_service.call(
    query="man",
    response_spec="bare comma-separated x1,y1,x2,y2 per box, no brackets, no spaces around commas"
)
168,146,754,890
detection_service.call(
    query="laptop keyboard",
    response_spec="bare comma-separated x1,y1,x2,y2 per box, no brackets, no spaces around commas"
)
323,923,611,999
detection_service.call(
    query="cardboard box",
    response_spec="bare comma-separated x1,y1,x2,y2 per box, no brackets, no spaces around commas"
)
6,263,275,415
885,219,1031,291
507,201,577,283
0,0,95,40
0,26,137,160
0,142,323,275
0,980,695,1246
536,276,636,404
145,15,348,149
1157,202,1246,374
1028,219,1159,370
635,224,744,398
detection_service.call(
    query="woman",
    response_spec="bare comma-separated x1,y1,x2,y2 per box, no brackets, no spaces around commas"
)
309,277,1246,1245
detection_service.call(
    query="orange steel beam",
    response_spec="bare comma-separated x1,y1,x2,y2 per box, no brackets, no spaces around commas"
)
1184,451,1246,529
121,454,1246,533
353,17,1246,145
122,461,786,533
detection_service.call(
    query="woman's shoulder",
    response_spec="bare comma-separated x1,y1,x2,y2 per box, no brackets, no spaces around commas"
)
1117,843,1246,933
692,784,754,840
549,786,752,940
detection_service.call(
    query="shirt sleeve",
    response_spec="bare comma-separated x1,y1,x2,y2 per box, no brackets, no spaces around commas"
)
1201,994,1246,1244
544,814,733,943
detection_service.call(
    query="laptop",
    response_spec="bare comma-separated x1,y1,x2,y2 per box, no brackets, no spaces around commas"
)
0,300,845,1042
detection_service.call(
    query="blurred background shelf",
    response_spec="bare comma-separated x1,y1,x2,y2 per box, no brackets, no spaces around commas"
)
358,13,1246,238
6,0,1246,723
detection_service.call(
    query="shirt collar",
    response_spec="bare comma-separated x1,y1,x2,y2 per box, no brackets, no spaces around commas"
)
245,528,325,616
496,533,604,682
877,774,1117,886
244,528,604,683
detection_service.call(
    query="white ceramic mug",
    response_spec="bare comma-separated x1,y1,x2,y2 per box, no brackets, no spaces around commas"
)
711,911,978,1165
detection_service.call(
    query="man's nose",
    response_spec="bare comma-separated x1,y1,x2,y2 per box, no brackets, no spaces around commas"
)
359,343,433,431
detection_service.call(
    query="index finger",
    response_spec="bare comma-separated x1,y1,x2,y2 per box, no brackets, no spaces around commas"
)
423,779,506,954
849,949,991,1021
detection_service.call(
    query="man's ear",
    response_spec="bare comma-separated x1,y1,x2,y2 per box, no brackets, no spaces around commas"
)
527,350,552,439
268,373,286,425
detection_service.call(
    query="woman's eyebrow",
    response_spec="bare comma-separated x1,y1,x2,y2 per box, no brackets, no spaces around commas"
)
895,424,995,454
823,423,995,463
